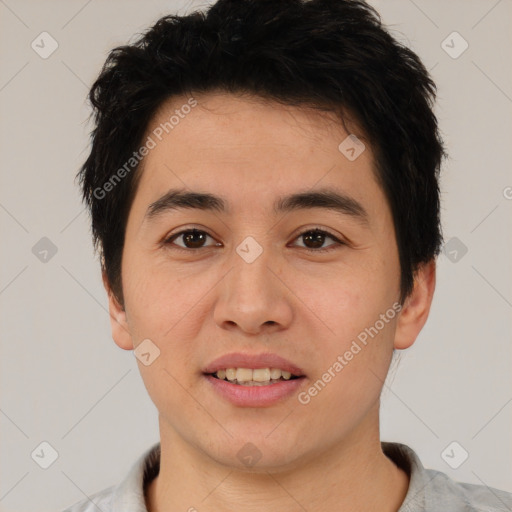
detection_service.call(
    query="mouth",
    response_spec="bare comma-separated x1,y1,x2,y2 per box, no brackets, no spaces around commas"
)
203,369,306,407
202,352,306,405
205,368,304,386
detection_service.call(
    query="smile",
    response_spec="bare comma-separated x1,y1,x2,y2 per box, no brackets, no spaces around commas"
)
210,367,300,386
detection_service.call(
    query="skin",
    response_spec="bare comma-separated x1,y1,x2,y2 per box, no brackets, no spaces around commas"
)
104,91,436,512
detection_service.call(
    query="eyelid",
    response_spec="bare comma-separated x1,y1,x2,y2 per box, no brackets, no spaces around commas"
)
290,227,345,252
163,226,346,252
163,227,219,249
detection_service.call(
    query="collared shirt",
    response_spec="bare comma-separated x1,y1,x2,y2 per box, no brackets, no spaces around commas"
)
62,441,512,511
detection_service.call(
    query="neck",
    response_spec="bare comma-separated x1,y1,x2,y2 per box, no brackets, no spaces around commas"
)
146,410,409,512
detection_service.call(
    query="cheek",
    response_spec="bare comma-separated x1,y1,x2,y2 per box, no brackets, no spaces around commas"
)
303,315,397,421
122,247,194,333
306,261,389,335
123,260,202,398
121,251,217,375
306,267,399,389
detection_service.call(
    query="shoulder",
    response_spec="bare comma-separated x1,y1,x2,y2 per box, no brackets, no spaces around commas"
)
60,485,115,512
59,442,160,512
420,467,512,512
382,442,512,512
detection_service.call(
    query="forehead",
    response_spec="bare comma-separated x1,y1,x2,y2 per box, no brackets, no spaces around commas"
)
131,92,386,225
147,91,356,154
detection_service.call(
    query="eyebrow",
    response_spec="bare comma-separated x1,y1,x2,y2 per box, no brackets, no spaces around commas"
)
144,187,369,226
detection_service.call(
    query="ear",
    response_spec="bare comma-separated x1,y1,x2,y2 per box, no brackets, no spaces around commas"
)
102,271,133,351
394,260,436,350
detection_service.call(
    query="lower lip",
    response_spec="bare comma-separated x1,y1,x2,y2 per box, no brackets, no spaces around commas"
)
203,374,306,407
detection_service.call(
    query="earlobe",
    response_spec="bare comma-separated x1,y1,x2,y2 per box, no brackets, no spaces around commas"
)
102,271,133,351
394,260,436,350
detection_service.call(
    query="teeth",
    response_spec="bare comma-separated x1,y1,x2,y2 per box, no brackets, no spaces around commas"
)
269,368,281,380
236,368,253,382
253,368,271,382
213,367,296,383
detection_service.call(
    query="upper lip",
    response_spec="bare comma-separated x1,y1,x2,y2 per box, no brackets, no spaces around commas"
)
203,352,305,376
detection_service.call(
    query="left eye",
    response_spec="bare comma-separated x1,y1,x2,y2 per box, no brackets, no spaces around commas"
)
164,228,343,252
292,228,343,251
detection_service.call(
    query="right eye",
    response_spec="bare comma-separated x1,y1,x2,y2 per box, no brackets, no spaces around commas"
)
164,229,222,251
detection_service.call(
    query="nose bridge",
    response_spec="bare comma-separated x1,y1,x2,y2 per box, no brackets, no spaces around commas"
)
213,234,293,333
230,234,277,302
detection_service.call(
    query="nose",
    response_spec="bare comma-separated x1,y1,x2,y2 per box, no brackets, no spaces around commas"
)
213,245,294,335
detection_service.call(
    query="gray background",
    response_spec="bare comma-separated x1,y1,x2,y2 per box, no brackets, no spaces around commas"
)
0,0,511,511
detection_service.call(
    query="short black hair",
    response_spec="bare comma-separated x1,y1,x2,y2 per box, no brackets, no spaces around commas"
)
78,0,444,307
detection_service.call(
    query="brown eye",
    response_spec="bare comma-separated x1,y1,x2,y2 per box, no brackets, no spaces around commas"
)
165,229,219,250
293,228,344,252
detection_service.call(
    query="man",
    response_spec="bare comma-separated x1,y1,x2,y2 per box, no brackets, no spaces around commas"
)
63,0,512,510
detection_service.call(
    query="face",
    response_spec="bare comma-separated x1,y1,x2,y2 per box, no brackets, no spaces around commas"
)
107,91,433,470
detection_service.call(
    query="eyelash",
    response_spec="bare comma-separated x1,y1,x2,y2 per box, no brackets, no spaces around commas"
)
163,227,345,254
